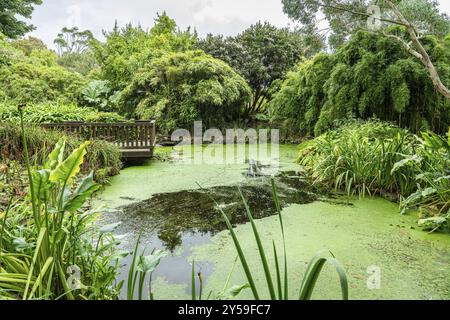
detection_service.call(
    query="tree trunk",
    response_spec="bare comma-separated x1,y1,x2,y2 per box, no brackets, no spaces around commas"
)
386,0,450,101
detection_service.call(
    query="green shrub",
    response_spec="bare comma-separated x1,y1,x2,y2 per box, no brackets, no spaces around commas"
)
80,80,120,112
0,102,124,124
0,41,86,104
0,138,123,299
120,50,251,133
270,31,450,136
84,111,126,123
298,120,449,225
299,120,416,197
0,122,122,181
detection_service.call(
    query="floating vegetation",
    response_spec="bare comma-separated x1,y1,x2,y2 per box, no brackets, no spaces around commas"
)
116,171,319,251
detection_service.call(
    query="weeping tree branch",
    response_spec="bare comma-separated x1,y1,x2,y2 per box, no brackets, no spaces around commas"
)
315,0,450,100
319,2,408,27
384,0,450,100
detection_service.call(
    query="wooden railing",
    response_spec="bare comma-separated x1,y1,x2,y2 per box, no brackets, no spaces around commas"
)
41,121,156,158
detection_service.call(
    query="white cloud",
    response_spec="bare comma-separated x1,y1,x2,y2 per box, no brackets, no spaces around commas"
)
28,0,291,48
28,0,450,49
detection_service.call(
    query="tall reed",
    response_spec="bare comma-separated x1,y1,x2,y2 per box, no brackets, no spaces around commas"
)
202,179,349,300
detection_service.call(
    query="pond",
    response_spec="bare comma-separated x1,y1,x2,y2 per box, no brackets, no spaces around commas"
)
94,144,450,300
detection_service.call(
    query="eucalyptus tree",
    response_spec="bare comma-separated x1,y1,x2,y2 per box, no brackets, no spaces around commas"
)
281,0,450,99
54,27,94,56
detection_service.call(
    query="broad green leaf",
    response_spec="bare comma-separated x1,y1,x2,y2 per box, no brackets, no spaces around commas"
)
418,217,448,232
12,237,33,252
45,139,66,170
50,141,90,185
63,172,100,213
391,155,422,174
137,249,167,273
31,169,51,201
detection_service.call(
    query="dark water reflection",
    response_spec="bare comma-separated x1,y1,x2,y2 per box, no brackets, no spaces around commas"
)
104,170,320,299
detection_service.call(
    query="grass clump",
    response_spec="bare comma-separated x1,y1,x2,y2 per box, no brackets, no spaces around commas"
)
0,121,121,183
0,109,125,300
299,120,449,230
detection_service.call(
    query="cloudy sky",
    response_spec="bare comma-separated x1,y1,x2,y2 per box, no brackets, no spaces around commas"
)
29,0,450,49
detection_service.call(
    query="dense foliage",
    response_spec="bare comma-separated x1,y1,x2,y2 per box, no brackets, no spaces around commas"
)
281,0,450,49
0,139,124,299
0,103,125,124
121,50,251,132
0,122,122,183
0,0,42,38
270,31,450,136
198,22,319,114
53,27,99,76
93,13,196,94
0,35,85,104
299,120,449,230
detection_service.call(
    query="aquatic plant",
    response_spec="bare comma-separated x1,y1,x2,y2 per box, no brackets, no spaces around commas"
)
396,130,450,227
299,120,450,230
126,233,167,300
0,107,124,300
299,120,416,198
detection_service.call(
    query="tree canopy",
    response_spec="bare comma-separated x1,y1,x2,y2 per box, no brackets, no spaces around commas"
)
0,36,85,104
54,27,94,55
93,12,196,92
0,0,42,38
198,22,321,114
282,0,449,48
282,0,450,99
120,50,251,132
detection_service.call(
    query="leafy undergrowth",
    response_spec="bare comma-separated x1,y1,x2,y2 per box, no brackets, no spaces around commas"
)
0,139,125,299
0,121,122,185
0,102,125,124
298,120,449,232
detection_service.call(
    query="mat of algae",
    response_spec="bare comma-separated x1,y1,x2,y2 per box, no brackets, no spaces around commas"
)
152,199,450,300
95,145,450,300
95,144,301,208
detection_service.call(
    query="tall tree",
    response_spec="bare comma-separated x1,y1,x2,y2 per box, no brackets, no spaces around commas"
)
281,0,450,99
93,14,196,91
12,36,46,55
199,22,319,115
54,27,94,55
120,50,251,132
0,0,42,38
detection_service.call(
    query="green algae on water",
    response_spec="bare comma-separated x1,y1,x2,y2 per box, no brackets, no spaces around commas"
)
186,198,450,300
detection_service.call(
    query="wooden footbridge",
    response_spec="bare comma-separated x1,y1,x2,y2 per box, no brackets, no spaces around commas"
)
42,121,156,159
